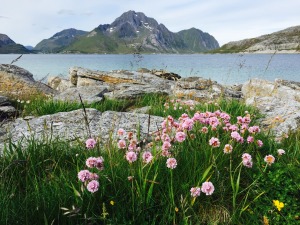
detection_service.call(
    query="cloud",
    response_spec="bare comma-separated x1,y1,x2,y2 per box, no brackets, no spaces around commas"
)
0,16,9,19
57,9,75,16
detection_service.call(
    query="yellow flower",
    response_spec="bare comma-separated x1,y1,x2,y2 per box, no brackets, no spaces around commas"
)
175,207,179,212
273,200,284,211
110,200,115,206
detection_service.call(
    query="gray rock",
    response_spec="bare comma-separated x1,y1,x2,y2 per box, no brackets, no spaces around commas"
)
53,86,109,104
48,76,75,92
104,84,169,100
242,78,300,139
0,96,11,106
0,106,17,120
0,109,164,152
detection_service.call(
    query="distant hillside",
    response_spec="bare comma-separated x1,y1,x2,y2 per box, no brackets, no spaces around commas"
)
61,10,219,54
34,28,88,53
213,26,300,53
0,34,31,54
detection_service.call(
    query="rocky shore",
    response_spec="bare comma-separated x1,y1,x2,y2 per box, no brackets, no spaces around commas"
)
1,64,300,151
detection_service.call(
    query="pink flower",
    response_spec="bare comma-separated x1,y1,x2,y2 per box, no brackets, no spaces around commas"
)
277,149,286,155
161,134,171,142
209,117,219,128
182,118,194,131
117,139,127,149
86,138,96,149
142,151,153,164
223,144,233,154
95,157,104,170
264,155,275,166
231,131,243,142
126,151,137,163
190,187,201,197
175,132,186,142
161,150,171,157
243,160,253,168
201,127,208,133
87,180,99,193
162,141,171,151
248,126,260,134
78,170,91,182
128,140,137,151
247,136,254,143
201,181,215,195
237,116,243,124
229,125,238,132
242,116,251,124
242,153,253,168
257,140,263,147
209,137,220,148
166,158,177,169
117,128,126,136
86,157,96,168
242,153,252,161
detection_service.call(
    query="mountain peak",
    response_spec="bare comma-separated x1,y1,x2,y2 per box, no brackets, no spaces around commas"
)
0,33,15,46
111,10,158,30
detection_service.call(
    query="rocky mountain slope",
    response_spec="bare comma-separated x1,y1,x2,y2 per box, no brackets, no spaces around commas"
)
0,34,31,54
213,26,300,53
34,28,88,53
48,10,219,54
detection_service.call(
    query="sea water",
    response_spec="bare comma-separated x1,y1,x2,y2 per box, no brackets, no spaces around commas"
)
0,53,299,85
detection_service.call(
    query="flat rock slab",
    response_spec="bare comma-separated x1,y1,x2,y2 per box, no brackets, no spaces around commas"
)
0,109,164,152
104,84,169,100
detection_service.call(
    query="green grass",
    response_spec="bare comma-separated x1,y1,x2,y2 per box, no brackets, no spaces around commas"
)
1,96,300,224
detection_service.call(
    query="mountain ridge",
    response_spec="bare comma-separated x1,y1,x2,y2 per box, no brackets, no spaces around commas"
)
37,10,220,54
212,25,300,53
0,33,31,54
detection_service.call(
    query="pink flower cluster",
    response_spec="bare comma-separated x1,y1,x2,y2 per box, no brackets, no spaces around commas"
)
242,153,253,168
86,156,104,170
85,138,97,149
78,169,100,193
190,181,215,197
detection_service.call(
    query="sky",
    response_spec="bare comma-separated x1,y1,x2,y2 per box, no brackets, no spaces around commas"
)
1,0,300,47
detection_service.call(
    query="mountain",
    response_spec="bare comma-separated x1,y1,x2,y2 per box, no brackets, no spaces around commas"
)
25,46,34,50
213,26,300,53
34,28,88,53
61,10,219,54
178,28,219,52
0,34,31,54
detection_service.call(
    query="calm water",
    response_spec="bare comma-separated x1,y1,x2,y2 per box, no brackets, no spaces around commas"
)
0,54,299,85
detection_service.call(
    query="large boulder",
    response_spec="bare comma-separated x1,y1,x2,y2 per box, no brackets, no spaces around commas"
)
0,64,57,99
53,86,109,104
242,78,300,139
0,109,164,152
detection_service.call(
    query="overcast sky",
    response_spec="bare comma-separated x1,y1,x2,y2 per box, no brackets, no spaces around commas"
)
1,0,300,47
